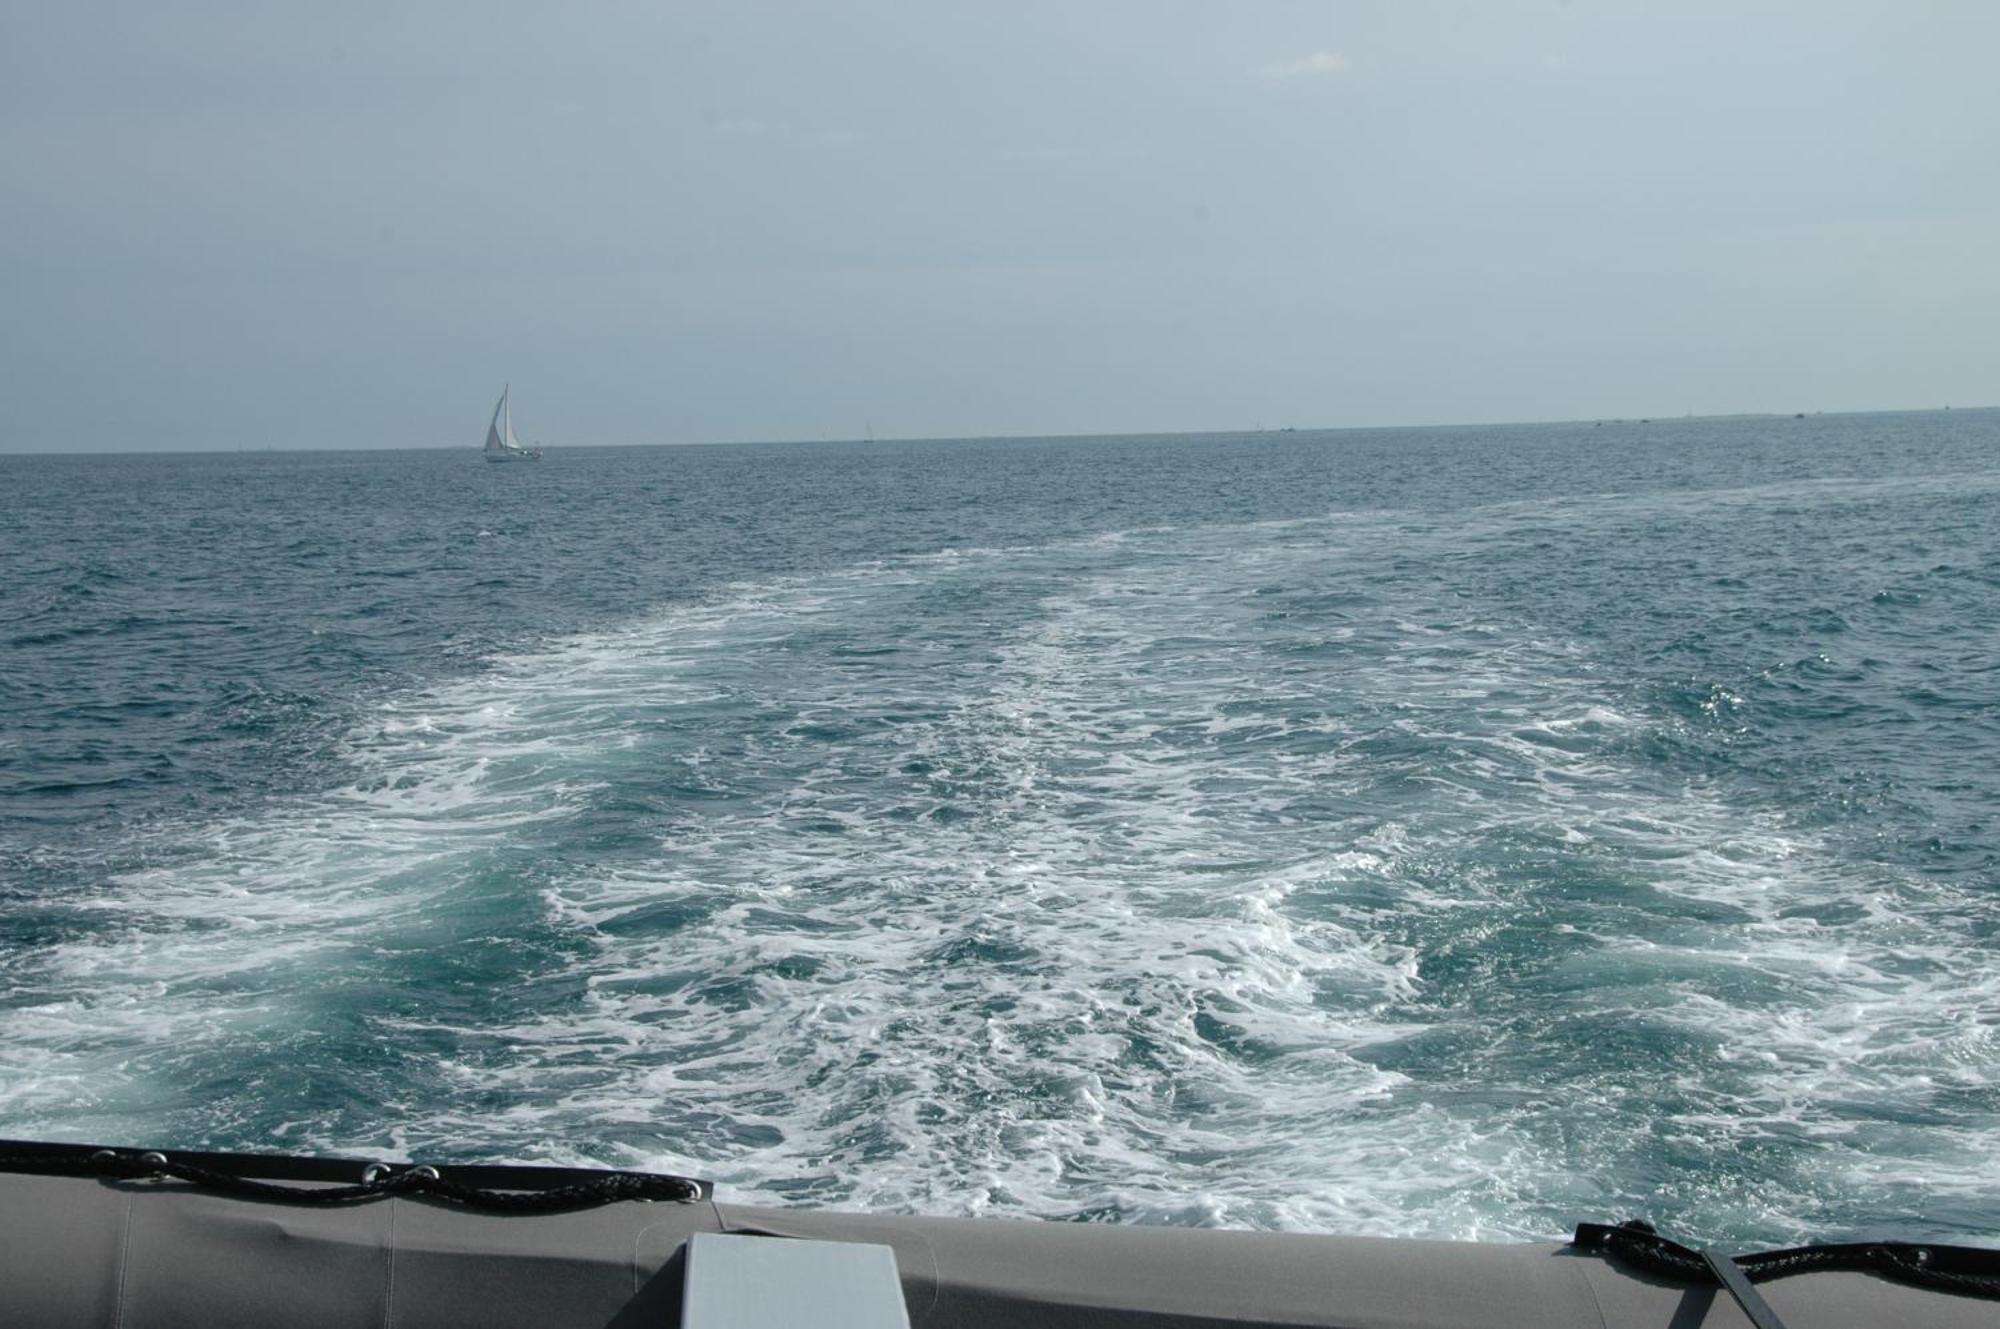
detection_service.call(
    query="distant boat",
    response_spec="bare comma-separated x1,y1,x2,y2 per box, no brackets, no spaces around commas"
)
483,386,542,462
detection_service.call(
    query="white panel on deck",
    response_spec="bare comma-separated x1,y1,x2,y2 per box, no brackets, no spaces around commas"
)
681,1232,910,1329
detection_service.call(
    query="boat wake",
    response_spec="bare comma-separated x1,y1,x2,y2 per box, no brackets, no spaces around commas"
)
4,495,1996,1244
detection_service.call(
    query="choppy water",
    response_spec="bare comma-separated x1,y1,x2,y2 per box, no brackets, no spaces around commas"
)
4,413,1998,1246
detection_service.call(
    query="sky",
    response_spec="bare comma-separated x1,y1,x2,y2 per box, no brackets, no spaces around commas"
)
3,1,1996,452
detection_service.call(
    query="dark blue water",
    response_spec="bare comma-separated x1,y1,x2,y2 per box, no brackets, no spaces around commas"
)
3,412,1998,1244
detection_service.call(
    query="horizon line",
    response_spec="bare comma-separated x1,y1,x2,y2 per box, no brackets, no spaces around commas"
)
3,403,1992,460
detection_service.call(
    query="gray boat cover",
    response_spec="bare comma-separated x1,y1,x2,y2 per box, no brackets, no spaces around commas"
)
0,1170,1990,1328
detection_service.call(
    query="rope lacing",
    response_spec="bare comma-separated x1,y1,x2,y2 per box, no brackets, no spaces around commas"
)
1574,1219,2000,1302
0,1147,704,1214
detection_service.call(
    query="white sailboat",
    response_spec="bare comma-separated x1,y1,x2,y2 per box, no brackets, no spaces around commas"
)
483,385,542,462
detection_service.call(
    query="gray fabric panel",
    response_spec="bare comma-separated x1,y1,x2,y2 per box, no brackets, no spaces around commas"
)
0,1173,1991,1328
0,1174,127,1325
710,1206,1605,1328
123,1188,390,1328
681,1234,911,1329
388,1195,682,1327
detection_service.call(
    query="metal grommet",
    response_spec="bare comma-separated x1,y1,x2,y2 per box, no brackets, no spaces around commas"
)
410,1165,440,1182
89,1150,120,1168
361,1164,392,1186
138,1152,169,1170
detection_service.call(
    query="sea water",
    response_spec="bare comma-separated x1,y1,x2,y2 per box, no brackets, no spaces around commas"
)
3,412,1997,1246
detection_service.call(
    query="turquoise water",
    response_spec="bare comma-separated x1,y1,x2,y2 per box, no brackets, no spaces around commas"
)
3,413,1998,1245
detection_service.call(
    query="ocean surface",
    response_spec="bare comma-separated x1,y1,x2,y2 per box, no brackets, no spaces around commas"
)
3,412,1998,1247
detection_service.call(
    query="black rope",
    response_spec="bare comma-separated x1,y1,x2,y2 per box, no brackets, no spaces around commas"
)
0,1148,704,1214
1574,1220,2000,1302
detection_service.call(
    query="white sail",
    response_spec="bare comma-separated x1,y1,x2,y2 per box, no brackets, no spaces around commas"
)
483,386,541,461
485,387,511,452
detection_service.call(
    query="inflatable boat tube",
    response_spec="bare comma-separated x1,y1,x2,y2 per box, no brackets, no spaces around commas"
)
1,1141,1994,1328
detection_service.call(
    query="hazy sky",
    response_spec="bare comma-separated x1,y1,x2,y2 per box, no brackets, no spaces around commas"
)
4,2,1996,452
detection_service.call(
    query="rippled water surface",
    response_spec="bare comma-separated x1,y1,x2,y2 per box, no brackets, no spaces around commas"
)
3,413,1998,1244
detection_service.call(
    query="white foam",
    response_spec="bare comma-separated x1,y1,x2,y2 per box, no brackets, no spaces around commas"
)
4,504,1995,1243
